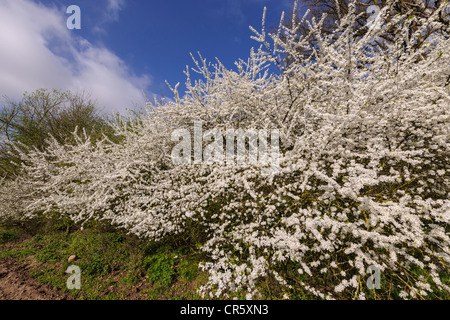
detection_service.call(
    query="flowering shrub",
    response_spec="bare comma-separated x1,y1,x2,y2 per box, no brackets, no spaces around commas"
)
1,1,449,299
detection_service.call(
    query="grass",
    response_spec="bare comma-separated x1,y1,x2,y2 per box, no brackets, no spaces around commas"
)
143,251,176,288
0,221,209,300
0,228,20,244
1,218,449,300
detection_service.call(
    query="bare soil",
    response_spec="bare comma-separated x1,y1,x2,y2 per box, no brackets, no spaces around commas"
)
0,258,72,300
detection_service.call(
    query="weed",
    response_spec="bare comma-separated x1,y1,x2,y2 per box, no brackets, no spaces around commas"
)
35,242,66,263
143,251,175,288
178,258,199,282
0,229,19,244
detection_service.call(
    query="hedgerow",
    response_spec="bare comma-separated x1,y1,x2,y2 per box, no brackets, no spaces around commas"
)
1,1,449,299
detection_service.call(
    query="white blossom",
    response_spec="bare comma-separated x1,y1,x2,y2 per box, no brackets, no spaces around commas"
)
1,0,449,300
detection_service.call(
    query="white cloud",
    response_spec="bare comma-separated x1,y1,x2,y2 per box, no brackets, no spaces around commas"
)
106,0,125,20
0,0,152,115
92,0,126,35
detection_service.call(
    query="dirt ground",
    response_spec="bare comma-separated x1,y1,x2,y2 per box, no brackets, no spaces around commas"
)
0,258,71,300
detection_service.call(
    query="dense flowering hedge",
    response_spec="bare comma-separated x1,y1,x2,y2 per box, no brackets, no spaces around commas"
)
1,1,449,299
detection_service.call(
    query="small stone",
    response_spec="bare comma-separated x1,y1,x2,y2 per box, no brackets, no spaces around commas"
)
68,255,78,262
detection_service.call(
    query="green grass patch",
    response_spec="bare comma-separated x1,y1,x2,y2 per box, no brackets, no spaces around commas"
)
0,228,20,244
0,220,208,300
178,256,200,282
143,251,176,288
1,218,449,300
0,247,35,259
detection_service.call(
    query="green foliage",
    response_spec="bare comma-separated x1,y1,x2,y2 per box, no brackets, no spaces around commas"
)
35,242,66,263
143,251,176,288
0,247,35,259
178,257,200,282
79,253,111,277
65,232,122,277
120,274,140,285
30,267,67,288
0,221,209,300
0,88,119,178
0,228,19,244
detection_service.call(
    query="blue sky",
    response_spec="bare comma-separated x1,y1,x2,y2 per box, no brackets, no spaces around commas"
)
0,0,296,114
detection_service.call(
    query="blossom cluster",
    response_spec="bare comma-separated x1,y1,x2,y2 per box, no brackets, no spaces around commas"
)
1,1,449,299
